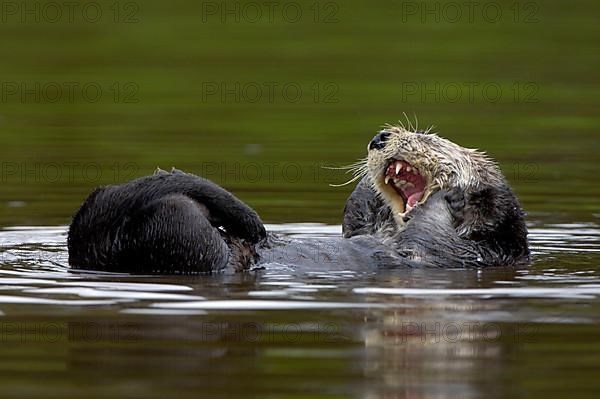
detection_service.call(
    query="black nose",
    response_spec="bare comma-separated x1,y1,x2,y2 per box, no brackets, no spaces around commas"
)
369,131,390,150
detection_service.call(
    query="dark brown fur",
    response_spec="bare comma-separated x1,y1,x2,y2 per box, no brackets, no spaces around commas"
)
68,127,529,273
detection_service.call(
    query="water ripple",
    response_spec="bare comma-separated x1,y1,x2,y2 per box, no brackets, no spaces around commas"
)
0,221,599,312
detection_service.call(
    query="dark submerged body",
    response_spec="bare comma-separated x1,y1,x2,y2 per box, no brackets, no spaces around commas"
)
68,167,529,274
69,169,401,273
68,169,265,273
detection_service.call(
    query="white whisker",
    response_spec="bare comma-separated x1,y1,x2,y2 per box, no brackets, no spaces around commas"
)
402,112,414,131
326,158,369,188
321,158,367,171
329,173,365,187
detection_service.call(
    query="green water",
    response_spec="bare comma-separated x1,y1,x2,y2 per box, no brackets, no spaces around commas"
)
1,0,599,226
0,1,600,398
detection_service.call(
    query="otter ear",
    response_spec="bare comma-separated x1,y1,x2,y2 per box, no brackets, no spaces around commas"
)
154,166,168,176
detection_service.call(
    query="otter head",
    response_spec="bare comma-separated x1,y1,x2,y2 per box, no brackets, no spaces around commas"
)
366,125,503,226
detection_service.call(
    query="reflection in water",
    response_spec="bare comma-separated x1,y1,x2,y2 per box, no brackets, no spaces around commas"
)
360,287,516,398
0,222,600,398
63,315,363,398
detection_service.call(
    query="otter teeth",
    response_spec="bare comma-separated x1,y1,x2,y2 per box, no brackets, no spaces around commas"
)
384,176,416,189
384,160,423,190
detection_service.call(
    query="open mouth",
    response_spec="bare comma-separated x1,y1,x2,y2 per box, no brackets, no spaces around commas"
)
383,160,427,213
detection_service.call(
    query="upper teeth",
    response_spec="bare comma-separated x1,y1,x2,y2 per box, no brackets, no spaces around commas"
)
384,161,419,187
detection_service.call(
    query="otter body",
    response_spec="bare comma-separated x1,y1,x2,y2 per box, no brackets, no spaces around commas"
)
68,169,266,273
68,169,459,273
68,126,529,273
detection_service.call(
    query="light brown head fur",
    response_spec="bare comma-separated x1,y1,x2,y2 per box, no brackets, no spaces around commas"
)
361,125,505,226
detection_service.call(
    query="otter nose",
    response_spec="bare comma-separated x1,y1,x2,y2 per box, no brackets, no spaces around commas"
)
369,131,391,150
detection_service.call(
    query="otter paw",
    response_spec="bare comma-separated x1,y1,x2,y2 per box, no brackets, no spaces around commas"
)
444,188,466,221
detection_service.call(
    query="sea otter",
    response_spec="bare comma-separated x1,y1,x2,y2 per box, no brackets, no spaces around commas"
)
67,125,529,273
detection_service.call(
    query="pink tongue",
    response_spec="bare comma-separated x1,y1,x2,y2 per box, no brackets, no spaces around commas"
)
404,187,424,208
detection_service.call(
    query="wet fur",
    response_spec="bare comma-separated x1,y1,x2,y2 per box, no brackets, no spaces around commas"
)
68,168,264,273
68,127,529,273
343,126,530,266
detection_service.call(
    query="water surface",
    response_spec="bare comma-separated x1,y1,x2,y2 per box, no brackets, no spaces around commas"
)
1,219,600,398
0,0,599,397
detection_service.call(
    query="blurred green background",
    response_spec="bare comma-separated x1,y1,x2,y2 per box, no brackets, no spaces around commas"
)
0,0,598,226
